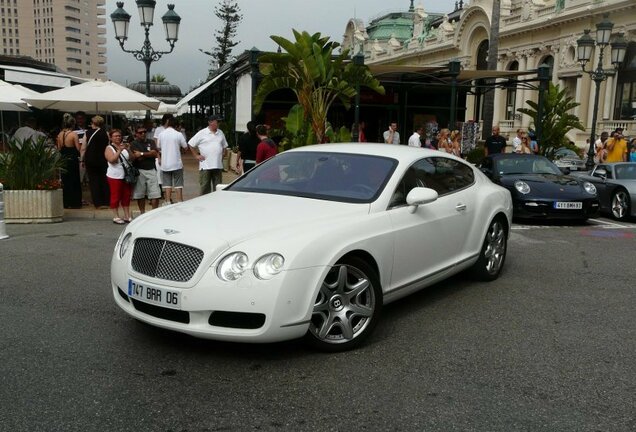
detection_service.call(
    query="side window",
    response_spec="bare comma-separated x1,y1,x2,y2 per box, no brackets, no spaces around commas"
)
389,159,434,207
424,157,475,195
389,157,475,208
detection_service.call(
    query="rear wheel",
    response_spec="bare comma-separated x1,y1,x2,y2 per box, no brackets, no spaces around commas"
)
471,217,508,281
610,189,631,221
306,257,381,352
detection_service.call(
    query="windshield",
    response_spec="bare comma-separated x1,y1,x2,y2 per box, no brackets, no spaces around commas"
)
226,151,398,203
495,155,562,176
555,148,579,159
615,164,636,180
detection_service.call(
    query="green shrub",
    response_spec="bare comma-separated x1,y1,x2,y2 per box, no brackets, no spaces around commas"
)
0,137,65,190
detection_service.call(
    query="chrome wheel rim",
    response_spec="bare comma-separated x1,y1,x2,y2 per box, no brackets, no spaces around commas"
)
484,221,506,275
611,191,628,219
310,264,375,344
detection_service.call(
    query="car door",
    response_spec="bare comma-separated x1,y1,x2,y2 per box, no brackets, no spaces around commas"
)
588,164,613,209
387,157,476,292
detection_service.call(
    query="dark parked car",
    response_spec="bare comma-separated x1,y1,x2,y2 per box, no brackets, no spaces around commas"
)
572,162,636,220
480,153,599,220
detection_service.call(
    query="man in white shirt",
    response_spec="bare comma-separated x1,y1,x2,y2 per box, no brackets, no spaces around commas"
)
188,115,228,194
12,117,48,147
512,128,524,153
383,122,400,145
157,115,188,203
408,126,424,147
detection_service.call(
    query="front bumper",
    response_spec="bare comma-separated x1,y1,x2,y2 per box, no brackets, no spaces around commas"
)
513,197,599,220
111,254,328,343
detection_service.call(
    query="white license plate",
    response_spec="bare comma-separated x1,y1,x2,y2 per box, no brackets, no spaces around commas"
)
554,201,583,209
128,279,180,309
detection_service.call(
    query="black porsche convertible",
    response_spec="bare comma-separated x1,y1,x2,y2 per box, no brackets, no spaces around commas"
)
480,153,600,220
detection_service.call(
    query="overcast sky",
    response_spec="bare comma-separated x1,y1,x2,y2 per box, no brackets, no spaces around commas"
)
105,0,458,94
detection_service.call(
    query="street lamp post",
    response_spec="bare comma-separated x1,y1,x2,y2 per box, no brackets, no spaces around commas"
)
448,59,461,130
576,14,627,170
110,1,181,117
535,63,551,152
352,51,365,143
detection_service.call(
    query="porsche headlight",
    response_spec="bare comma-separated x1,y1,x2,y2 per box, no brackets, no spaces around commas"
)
514,181,531,194
217,252,249,281
119,233,132,259
253,254,285,280
583,181,597,195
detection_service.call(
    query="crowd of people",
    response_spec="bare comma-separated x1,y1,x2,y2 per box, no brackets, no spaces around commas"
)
6,112,279,224
7,112,636,223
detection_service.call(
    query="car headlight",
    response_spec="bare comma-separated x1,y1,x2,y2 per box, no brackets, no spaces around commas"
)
514,181,531,194
119,233,132,259
253,253,285,280
583,181,597,195
216,252,249,281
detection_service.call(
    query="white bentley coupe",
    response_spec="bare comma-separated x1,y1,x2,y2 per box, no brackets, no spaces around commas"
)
112,144,512,351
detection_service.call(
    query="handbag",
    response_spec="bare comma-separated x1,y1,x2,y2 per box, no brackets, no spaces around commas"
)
118,149,139,184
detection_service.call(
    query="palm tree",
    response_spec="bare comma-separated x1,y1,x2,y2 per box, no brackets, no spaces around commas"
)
518,82,585,157
254,30,384,144
151,74,166,83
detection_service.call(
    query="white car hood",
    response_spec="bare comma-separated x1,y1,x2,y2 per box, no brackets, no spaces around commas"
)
130,191,370,249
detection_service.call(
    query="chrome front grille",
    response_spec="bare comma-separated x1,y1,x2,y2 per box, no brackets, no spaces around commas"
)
131,238,204,282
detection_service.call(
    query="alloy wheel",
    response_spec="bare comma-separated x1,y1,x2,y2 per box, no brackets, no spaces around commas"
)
611,190,629,220
310,264,376,345
484,221,506,275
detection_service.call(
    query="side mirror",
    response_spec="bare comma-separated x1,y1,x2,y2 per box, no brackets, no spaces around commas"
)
406,187,438,213
593,169,607,180
480,167,493,178
215,184,228,191
559,167,571,175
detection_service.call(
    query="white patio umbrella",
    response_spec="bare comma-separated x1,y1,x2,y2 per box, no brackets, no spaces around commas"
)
115,102,177,120
0,80,36,148
22,79,161,112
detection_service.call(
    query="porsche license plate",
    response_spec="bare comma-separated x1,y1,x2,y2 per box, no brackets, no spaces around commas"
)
554,201,582,210
128,279,180,309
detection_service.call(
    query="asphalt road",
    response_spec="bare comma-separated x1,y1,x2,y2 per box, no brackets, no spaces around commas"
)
1,218,635,432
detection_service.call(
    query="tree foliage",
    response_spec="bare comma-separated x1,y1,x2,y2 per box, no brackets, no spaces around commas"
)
518,82,585,158
151,74,166,83
211,0,242,70
254,30,385,145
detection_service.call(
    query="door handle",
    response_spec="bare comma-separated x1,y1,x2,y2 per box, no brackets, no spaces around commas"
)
455,203,467,211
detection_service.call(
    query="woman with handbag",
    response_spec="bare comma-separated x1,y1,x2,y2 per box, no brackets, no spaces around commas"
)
104,129,136,224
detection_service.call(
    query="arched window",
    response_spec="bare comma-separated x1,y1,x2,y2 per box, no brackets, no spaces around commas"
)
614,42,636,120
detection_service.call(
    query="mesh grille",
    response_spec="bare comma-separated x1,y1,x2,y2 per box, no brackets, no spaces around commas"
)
132,238,203,282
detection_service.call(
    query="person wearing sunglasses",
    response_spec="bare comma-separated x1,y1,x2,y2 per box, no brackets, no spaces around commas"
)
130,127,161,213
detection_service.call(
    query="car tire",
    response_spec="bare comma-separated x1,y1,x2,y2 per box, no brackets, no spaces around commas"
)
470,216,508,281
610,189,631,221
306,256,382,352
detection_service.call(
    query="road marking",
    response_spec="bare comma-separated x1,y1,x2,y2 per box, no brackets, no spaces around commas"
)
511,218,636,230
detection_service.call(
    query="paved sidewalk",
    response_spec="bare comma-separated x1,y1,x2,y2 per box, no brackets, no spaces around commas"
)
65,153,239,221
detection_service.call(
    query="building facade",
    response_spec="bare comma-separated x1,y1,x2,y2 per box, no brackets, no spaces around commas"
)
343,0,636,145
0,0,107,78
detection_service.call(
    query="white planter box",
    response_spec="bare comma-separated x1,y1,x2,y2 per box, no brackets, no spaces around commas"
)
4,189,64,223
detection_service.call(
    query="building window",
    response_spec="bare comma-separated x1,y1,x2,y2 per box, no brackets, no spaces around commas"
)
506,61,519,121
614,42,636,121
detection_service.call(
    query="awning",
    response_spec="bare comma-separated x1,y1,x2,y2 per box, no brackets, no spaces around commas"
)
176,71,228,114
1,64,85,88
366,63,533,82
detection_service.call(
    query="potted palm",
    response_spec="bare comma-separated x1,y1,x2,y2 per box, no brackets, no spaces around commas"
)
0,137,65,223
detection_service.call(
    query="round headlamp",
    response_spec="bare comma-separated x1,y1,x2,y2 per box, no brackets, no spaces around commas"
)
119,233,132,259
514,181,531,194
253,254,285,280
217,252,249,281
583,182,597,195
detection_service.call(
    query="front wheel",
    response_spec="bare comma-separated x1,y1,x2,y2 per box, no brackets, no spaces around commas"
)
306,257,381,352
470,217,508,281
610,189,631,221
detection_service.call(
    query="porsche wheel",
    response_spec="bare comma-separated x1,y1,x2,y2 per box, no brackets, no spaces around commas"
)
610,189,630,221
306,257,381,351
471,217,507,281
